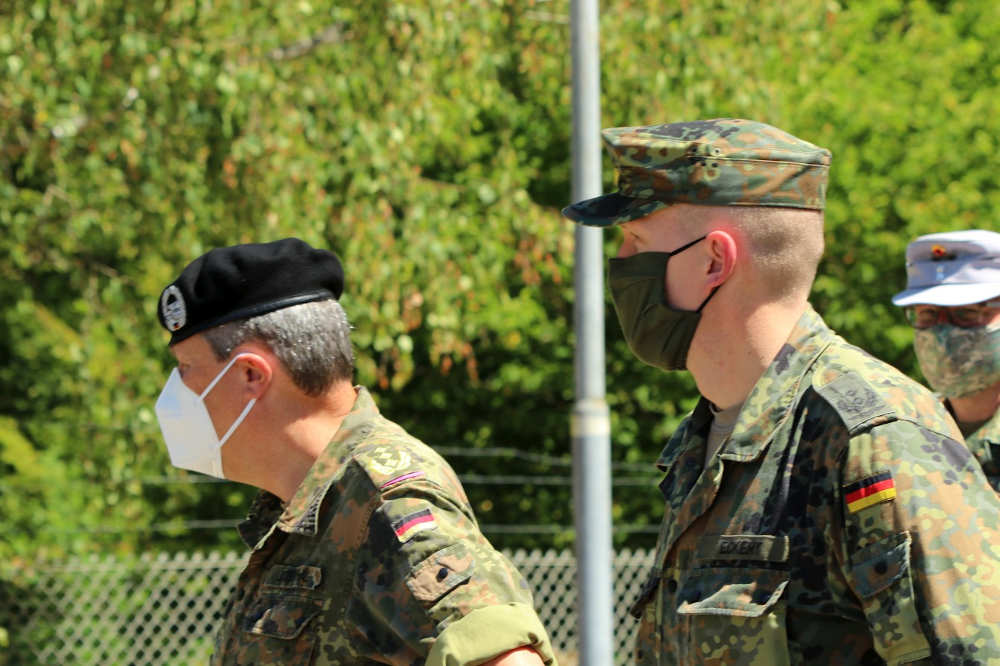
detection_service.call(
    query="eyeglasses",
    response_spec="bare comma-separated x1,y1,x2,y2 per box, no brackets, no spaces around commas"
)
903,301,1000,329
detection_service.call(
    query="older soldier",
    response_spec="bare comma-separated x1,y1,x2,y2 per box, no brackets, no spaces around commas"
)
892,230,1000,491
154,238,553,665
562,119,1000,664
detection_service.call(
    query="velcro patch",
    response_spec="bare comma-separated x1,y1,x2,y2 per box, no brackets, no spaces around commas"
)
815,372,894,434
392,508,437,542
696,534,789,563
844,471,896,513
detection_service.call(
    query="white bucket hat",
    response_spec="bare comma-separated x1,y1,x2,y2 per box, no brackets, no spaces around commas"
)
892,229,1000,307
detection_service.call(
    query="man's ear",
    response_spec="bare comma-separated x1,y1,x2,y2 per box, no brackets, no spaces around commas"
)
704,229,738,288
234,352,273,400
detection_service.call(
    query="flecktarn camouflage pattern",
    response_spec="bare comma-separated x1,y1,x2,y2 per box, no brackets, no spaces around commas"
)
631,307,1000,665
913,322,1000,398
562,119,830,227
956,406,1000,493
212,387,556,666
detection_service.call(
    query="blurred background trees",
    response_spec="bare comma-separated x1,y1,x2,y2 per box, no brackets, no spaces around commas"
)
1,0,998,567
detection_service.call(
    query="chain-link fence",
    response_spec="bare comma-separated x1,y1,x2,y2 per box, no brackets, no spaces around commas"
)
2,548,654,666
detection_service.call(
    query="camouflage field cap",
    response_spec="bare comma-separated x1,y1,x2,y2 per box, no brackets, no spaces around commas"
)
562,118,832,227
892,230,1000,307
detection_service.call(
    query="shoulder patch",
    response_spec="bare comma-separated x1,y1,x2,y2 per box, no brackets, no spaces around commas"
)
353,440,425,490
392,508,437,542
360,445,414,476
352,426,469,506
815,372,895,435
353,437,452,496
844,471,897,513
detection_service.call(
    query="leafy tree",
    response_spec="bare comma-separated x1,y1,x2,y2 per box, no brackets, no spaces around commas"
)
1,0,998,575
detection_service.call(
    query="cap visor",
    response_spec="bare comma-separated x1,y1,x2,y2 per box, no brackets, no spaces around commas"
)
561,192,667,227
892,283,1000,307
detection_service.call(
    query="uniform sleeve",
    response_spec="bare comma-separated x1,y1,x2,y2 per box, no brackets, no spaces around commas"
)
834,420,1000,664
347,473,557,666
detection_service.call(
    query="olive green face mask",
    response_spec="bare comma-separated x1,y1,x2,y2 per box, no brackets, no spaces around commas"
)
608,236,718,372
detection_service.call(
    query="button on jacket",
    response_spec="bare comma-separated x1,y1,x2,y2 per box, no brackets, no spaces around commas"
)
212,387,555,665
632,307,1000,665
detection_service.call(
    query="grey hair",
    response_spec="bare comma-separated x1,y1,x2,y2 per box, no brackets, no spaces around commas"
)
203,299,354,396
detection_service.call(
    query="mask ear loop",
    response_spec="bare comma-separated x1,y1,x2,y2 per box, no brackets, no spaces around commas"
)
665,234,721,312
198,353,258,446
680,235,724,313
199,353,250,399
667,235,707,257
218,398,256,446
697,285,721,312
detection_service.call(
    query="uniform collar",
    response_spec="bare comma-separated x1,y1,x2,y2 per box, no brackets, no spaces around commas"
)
237,386,381,548
655,399,710,472
983,408,1000,440
719,305,833,462
943,393,1000,442
964,403,1000,444
655,306,833,471
655,306,829,470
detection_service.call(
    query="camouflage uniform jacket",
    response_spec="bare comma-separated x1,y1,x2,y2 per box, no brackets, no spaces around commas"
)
212,387,556,666
953,405,1000,492
632,307,1000,665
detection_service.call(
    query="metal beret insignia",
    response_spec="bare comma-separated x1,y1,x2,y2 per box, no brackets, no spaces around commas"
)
160,285,187,332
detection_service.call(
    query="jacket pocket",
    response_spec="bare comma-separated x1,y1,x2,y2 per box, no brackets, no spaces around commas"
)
239,595,322,665
405,543,475,605
850,531,930,665
676,566,791,665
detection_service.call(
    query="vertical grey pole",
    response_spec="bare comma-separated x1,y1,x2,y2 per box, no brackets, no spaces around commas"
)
569,1,613,664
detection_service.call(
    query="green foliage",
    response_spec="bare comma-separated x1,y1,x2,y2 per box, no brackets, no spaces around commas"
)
1,0,998,576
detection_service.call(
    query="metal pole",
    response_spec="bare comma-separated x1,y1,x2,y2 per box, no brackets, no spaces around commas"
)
569,1,613,664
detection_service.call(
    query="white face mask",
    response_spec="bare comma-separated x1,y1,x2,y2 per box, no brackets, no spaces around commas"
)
154,354,257,478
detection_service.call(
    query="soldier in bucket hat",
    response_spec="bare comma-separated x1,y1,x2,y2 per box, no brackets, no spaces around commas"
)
154,238,554,666
893,229,1000,491
563,119,1000,664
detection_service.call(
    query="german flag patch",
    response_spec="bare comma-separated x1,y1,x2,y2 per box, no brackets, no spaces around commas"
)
844,471,897,513
392,509,437,543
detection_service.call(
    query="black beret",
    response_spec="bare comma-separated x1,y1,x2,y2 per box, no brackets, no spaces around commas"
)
157,238,344,345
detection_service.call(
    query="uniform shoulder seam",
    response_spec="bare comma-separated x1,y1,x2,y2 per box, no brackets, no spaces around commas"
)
351,420,454,492
813,371,896,436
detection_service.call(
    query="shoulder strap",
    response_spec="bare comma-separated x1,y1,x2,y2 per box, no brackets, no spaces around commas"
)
815,372,896,435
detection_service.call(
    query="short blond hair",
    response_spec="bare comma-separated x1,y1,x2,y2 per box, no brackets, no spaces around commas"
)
681,205,825,301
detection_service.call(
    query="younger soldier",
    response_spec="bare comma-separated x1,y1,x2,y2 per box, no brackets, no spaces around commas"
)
154,238,553,665
563,119,1000,664
892,229,1000,491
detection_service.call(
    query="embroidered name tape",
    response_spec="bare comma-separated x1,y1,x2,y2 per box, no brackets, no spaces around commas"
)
844,471,897,513
392,509,437,542
695,534,789,563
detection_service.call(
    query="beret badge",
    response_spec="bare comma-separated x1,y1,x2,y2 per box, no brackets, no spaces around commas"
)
160,285,187,332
